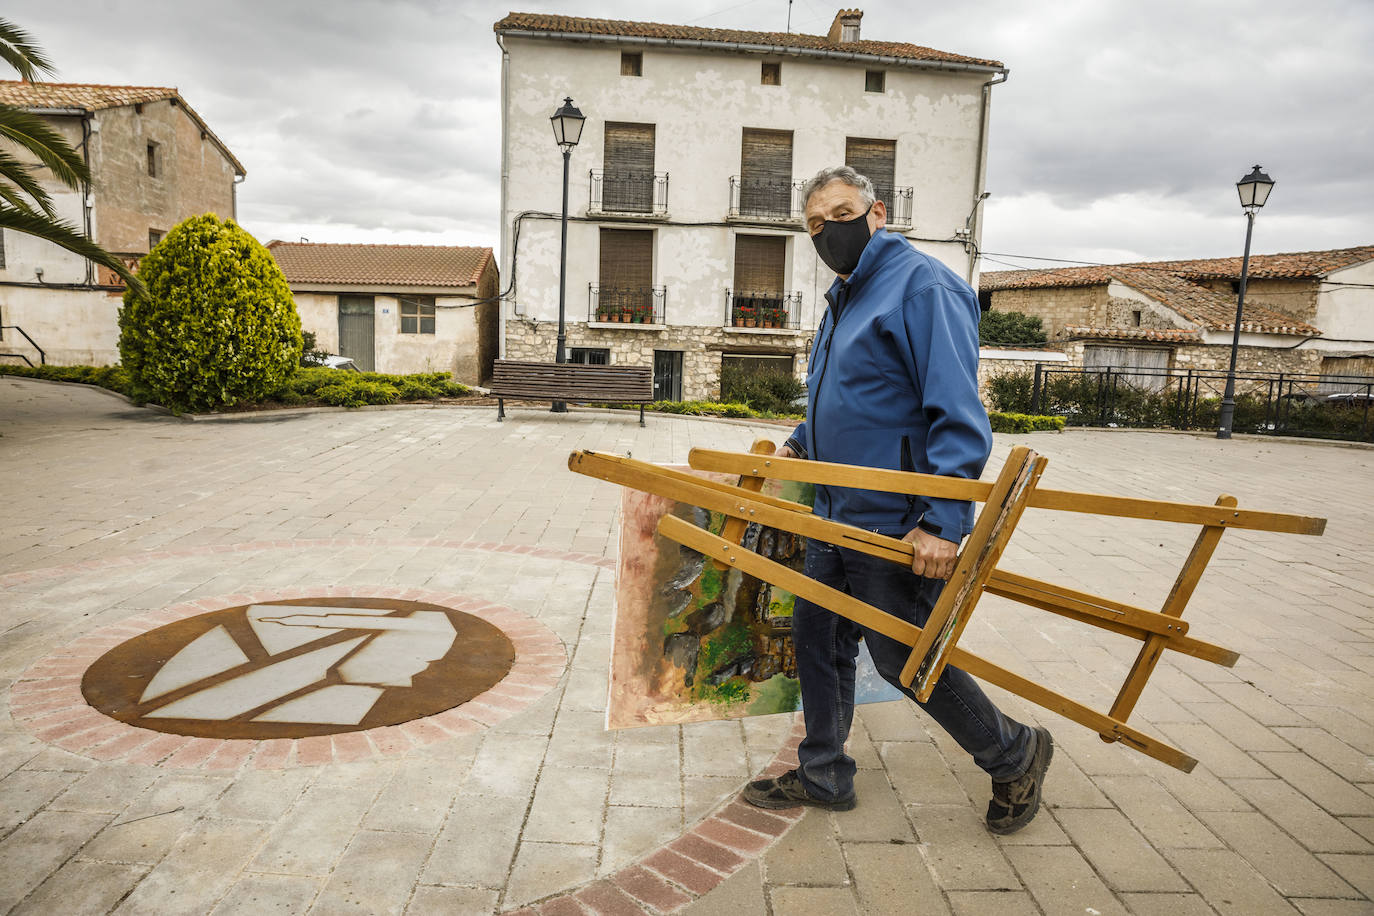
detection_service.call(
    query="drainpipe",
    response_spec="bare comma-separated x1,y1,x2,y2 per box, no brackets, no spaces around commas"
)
964,70,1008,284
496,32,512,358
232,173,245,222
80,113,95,285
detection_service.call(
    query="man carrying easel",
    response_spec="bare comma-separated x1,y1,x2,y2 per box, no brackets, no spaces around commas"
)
741,166,1053,834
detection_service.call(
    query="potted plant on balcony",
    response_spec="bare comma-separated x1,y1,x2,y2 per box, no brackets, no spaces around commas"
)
596,304,611,323
634,303,651,324
735,306,756,328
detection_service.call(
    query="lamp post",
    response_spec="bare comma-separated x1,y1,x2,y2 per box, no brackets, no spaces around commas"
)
549,96,585,413
1216,165,1275,439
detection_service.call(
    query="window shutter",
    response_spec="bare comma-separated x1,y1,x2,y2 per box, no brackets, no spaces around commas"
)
599,229,654,289
604,123,655,174
733,235,786,293
741,128,793,183
845,137,896,204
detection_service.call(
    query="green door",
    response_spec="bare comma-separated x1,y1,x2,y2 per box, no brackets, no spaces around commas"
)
337,295,375,371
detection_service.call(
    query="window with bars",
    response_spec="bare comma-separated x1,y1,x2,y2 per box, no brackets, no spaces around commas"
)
739,128,794,218
570,348,610,366
621,51,642,76
399,295,436,334
598,229,655,320
761,61,781,85
845,137,896,207
602,122,656,212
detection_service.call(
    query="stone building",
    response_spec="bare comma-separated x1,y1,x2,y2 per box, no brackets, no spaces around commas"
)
268,242,499,384
0,81,244,366
494,9,1007,400
979,246,1374,380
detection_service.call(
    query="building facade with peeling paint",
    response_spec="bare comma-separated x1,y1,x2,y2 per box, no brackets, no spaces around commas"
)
494,10,1007,401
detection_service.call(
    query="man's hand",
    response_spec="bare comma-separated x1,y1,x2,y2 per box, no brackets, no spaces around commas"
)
902,526,957,580
775,444,796,459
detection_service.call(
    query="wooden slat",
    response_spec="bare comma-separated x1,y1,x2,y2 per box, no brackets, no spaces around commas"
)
686,449,1326,536
900,447,1045,700
715,438,776,571
491,361,653,403
658,513,1198,773
1105,496,1237,740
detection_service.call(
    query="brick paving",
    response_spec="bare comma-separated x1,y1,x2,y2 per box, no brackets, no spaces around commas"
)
1,375,1371,915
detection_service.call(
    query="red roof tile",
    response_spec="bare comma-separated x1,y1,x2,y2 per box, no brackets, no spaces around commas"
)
0,80,245,175
267,242,494,288
493,12,1003,69
1061,326,1202,343
1111,268,1319,337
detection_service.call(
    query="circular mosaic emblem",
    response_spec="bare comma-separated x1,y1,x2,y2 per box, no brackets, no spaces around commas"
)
81,597,515,740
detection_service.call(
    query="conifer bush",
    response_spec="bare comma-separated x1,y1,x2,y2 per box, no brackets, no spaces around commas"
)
118,214,302,412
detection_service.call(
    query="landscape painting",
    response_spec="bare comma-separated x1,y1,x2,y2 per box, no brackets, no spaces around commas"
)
608,467,903,729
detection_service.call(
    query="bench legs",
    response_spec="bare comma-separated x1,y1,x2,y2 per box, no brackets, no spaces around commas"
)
497,397,505,422
639,404,645,427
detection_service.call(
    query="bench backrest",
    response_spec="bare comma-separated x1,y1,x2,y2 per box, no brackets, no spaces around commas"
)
490,360,654,403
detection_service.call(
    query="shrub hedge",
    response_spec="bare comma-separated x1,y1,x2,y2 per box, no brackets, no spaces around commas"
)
718,364,805,415
988,412,1066,433
118,214,302,413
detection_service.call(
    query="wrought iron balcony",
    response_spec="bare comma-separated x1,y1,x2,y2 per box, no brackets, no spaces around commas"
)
589,170,669,216
724,289,802,330
589,284,667,325
728,177,804,222
877,186,914,228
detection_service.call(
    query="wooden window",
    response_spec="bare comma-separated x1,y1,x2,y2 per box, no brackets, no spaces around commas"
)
845,136,896,206
603,122,655,212
865,70,885,92
739,128,793,217
761,61,781,85
621,51,642,76
733,235,786,294
400,295,436,334
148,229,165,249
570,348,610,365
147,142,158,177
598,229,654,319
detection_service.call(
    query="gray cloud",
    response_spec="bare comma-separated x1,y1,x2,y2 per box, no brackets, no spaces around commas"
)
6,0,1370,260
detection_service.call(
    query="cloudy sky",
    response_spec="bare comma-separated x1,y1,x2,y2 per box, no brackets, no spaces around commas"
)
8,0,1372,270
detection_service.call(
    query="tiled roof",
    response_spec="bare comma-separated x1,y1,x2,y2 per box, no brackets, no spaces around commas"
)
1112,268,1319,336
1061,326,1202,343
493,12,1003,69
0,80,245,176
267,242,494,288
980,245,1374,291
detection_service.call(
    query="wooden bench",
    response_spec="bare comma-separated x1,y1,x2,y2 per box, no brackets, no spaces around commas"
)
489,360,654,426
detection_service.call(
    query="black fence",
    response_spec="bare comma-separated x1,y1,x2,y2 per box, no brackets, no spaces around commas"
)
724,290,802,330
728,176,805,221
1013,365,1374,442
588,285,666,325
589,170,669,215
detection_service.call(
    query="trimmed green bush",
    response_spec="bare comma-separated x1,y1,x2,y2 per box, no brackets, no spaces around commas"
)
118,214,302,412
979,311,1047,347
985,371,1034,413
989,412,1065,433
719,364,805,415
0,363,136,395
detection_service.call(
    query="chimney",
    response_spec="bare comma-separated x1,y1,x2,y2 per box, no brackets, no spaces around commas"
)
827,9,863,43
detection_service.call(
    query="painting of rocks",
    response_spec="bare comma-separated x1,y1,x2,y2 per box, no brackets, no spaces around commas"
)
608,467,902,729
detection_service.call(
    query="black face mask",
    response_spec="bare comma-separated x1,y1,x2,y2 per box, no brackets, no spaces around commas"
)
810,204,873,276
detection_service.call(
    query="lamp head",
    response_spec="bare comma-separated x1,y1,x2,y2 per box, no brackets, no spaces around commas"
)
1236,165,1275,211
550,97,585,151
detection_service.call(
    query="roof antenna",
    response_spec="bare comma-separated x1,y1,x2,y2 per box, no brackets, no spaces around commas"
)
787,0,793,32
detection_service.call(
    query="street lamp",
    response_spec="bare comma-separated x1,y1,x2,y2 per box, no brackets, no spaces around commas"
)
1216,165,1275,439
549,96,585,413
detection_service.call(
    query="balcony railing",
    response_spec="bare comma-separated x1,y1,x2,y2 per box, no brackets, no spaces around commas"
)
589,284,666,325
589,170,669,216
725,290,802,330
728,177,804,221
877,186,914,228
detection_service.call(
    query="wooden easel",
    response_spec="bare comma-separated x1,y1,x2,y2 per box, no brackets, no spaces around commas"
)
569,442,1326,772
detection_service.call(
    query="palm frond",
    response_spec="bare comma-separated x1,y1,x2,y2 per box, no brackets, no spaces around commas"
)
0,106,90,190
0,146,57,217
0,18,56,82
0,204,146,299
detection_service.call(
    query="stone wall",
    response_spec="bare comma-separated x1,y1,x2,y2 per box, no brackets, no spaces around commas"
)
1104,295,1186,330
987,286,1106,338
1195,277,1319,324
1170,342,1321,375
504,322,810,400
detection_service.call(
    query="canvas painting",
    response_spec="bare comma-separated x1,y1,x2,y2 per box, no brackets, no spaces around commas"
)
608,466,903,729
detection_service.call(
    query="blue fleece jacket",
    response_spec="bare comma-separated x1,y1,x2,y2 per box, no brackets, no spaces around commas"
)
786,230,992,542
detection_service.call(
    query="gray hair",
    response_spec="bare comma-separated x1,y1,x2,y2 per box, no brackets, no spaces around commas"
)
800,165,876,209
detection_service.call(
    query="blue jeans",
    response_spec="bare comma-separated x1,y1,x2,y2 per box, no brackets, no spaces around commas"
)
793,539,1035,801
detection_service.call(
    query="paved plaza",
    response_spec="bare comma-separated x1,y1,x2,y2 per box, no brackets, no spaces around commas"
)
1,375,1372,915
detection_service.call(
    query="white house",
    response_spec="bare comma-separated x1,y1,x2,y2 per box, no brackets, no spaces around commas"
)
0,81,244,367
268,242,499,384
493,9,1008,400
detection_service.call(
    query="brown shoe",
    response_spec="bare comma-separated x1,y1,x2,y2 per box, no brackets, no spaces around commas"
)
742,769,856,812
987,726,1053,834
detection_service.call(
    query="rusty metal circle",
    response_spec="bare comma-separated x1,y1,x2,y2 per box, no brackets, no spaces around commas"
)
82,597,515,740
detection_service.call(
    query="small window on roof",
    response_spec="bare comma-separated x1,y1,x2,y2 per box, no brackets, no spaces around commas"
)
621,51,643,76
761,61,781,85
865,70,885,93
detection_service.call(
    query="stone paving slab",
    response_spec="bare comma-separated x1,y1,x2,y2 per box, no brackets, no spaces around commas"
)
1,377,1372,914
